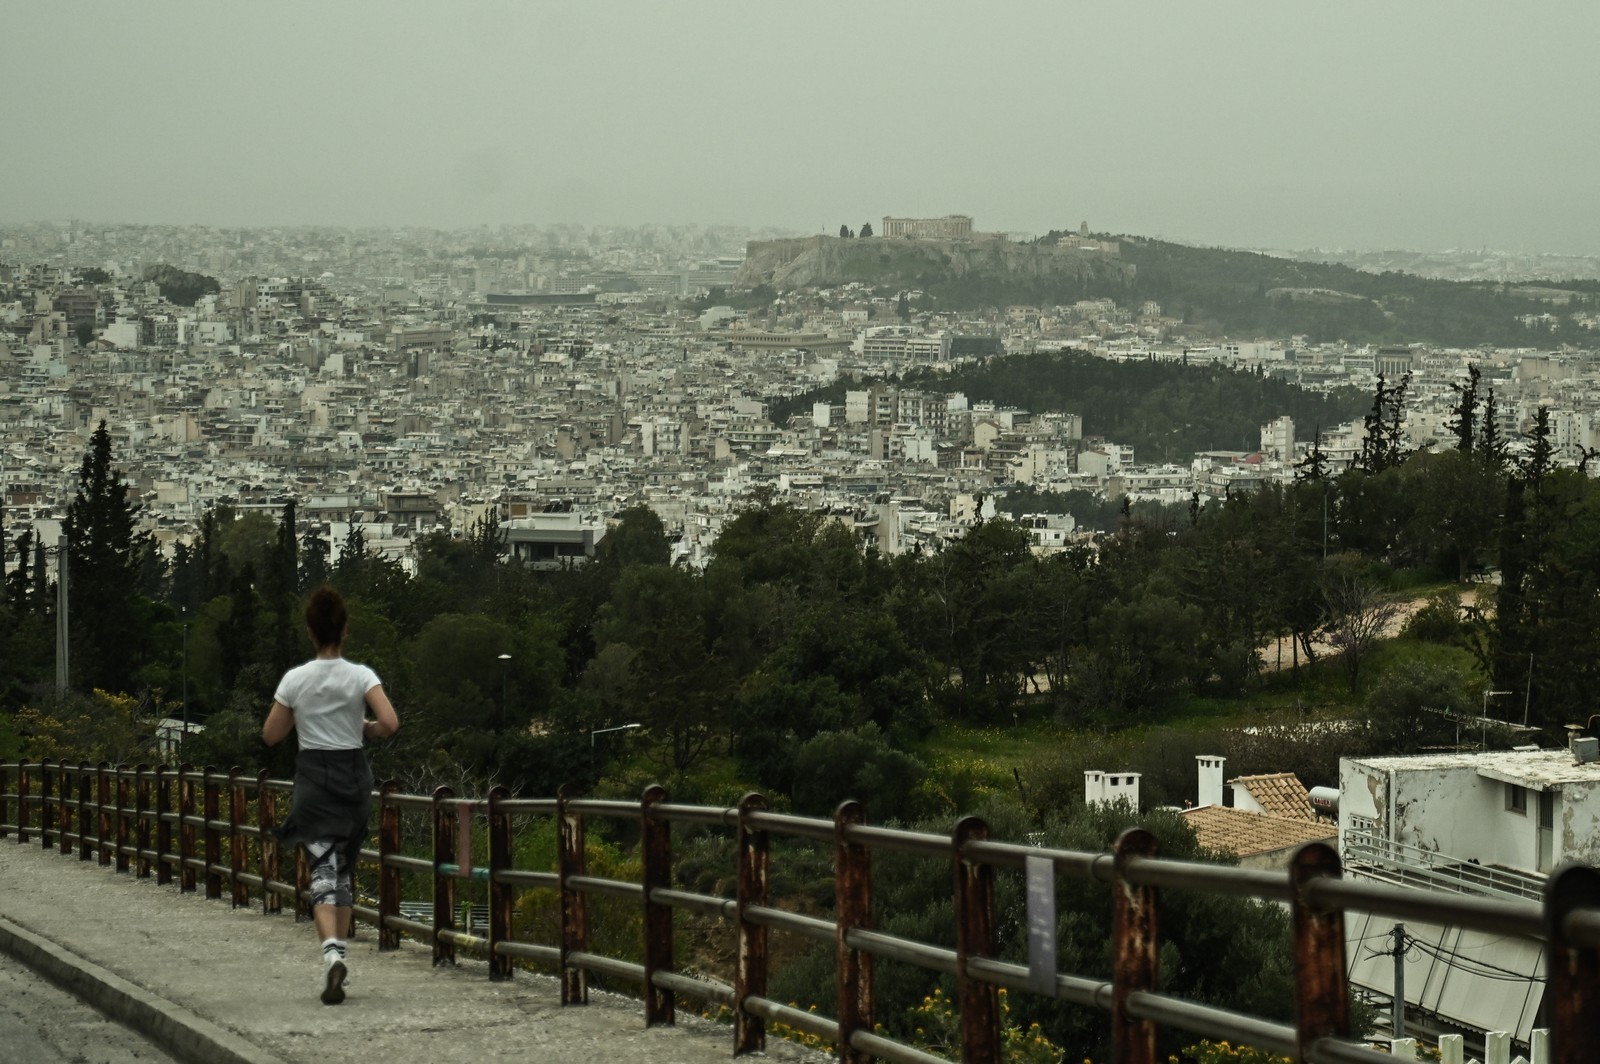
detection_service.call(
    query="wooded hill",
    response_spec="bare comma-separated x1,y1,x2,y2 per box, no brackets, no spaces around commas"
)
773,351,1371,461
1106,235,1599,347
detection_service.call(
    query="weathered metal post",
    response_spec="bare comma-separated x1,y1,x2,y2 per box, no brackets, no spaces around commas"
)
1290,843,1350,1062
229,767,249,907
0,761,10,840
835,800,873,1064
641,784,675,1026
432,785,457,967
734,792,768,1054
96,761,111,866
295,845,311,920
57,762,73,856
1112,829,1160,1064
377,780,400,949
135,764,151,877
115,764,131,873
155,765,173,884
203,767,222,899
557,784,588,1004
178,763,197,891
258,771,280,914
78,761,94,862
487,785,513,982
954,815,1000,1064
16,758,30,844
38,759,53,849
1545,863,1600,1064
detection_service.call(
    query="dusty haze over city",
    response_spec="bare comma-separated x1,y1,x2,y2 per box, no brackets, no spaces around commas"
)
5,1,1599,254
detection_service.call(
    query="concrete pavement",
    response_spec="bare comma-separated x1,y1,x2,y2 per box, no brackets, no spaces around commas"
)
0,840,821,1064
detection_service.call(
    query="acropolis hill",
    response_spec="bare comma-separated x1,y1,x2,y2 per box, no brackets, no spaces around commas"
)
734,232,1133,291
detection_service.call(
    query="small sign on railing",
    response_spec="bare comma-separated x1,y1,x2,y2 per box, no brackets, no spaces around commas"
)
1025,854,1057,996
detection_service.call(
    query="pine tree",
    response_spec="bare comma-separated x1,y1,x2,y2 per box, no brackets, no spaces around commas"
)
860,222,873,238
62,420,149,693
335,524,367,585
5,527,32,612
299,526,329,591
1447,364,1480,454
1479,386,1505,469
1293,426,1330,482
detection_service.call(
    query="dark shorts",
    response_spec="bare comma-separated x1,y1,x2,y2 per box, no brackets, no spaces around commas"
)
275,748,374,871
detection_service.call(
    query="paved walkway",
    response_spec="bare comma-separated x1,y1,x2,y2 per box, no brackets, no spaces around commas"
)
0,840,820,1064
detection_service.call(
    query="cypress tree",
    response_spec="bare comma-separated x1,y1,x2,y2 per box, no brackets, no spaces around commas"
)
62,420,147,693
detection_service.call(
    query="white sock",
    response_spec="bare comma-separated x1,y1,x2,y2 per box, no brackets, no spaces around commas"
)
322,938,346,962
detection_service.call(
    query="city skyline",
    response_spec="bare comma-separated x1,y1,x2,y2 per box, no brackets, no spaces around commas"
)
6,2,1600,255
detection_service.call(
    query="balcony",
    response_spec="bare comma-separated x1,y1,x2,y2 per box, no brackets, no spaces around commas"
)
1342,824,1546,902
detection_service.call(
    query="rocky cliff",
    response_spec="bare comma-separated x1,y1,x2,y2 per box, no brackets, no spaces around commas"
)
734,235,1135,291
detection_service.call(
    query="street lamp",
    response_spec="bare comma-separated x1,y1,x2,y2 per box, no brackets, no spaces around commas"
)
590,722,641,779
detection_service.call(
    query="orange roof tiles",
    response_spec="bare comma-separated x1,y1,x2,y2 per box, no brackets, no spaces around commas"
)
1180,805,1336,859
1228,772,1316,821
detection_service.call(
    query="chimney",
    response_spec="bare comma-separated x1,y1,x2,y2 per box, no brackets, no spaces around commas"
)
1104,772,1141,811
1197,755,1226,808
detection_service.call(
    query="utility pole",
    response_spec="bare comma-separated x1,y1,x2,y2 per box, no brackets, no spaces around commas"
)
1391,922,1408,1039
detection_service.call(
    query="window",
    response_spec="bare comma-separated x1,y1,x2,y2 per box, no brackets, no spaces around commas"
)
1506,783,1527,814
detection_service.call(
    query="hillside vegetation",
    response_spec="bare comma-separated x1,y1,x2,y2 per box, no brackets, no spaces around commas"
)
739,230,1600,345
772,351,1370,461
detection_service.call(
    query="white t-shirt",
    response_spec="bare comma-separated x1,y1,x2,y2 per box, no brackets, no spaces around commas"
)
272,657,381,751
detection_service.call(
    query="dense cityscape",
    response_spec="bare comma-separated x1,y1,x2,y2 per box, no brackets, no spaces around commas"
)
5,217,1599,574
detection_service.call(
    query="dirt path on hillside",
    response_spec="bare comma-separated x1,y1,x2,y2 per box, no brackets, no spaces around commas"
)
1257,585,1484,673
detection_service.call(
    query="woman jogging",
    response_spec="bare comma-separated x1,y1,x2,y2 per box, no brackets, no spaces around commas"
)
262,585,400,1005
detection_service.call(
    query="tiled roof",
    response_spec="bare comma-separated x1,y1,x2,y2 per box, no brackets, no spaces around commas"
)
1229,772,1315,821
1180,806,1336,859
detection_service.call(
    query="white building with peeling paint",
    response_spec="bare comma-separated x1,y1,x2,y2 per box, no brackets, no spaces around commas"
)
1334,745,1600,1050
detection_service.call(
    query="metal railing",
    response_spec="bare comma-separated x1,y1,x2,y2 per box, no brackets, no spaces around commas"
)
2,758,1598,1064
1342,827,1548,902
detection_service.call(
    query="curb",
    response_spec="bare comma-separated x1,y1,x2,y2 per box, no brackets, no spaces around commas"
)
0,916,289,1064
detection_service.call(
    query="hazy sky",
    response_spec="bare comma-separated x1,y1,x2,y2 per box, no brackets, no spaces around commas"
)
6,2,1598,253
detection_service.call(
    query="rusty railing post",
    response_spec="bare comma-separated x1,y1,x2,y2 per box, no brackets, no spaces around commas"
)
155,765,173,884
77,761,93,862
0,761,9,840
377,780,400,949
557,783,587,1004
954,815,1000,1064
432,785,457,967
1290,843,1349,1062
229,767,249,907
203,767,222,899
1112,828,1160,1064
115,764,131,873
96,761,111,866
295,844,311,920
38,759,53,849
135,764,151,878
641,784,674,1026
178,763,197,892
258,771,281,915
58,762,73,856
17,757,31,844
487,785,513,981
835,800,873,1064
735,792,768,1054
1545,863,1600,1064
